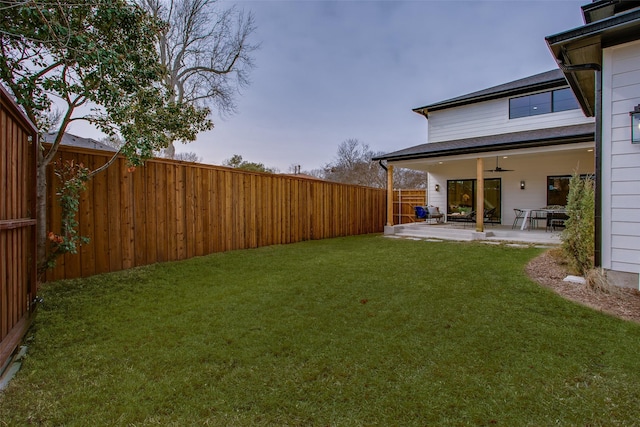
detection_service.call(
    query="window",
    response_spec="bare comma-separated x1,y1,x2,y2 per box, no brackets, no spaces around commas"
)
510,88,579,119
546,174,591,206
552,88,580,112
447,178,501,221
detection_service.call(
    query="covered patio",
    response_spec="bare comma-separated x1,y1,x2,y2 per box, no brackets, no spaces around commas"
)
375,123,595,235
386,221,562,246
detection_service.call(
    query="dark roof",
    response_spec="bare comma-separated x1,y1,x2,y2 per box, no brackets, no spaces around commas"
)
413,69,568,116
373,123,595,162
43,132,117,152
582,0,640,24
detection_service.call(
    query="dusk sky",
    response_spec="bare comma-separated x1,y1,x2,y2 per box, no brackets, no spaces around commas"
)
73,0,590,172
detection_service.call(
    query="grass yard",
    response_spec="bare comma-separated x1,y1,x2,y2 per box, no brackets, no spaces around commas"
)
1,235,639,426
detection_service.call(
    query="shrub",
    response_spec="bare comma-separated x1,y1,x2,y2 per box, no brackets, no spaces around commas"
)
561,172,595,275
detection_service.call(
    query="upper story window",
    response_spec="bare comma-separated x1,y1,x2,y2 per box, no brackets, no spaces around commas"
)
509,88,579,119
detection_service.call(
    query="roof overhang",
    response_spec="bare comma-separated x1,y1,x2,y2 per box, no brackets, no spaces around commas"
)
412,70,567,118
373,123,595,164
546,8,640,117
582,1,640,24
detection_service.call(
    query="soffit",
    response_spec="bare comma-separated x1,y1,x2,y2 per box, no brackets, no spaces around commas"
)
546,9,640,116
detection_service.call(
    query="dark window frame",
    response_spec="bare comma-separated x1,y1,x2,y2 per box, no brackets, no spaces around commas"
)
546,174,592,206
509,88,579,119
446,178,502,222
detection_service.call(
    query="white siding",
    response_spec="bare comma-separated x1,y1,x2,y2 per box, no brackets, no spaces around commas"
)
425,150,594,225
427,96,593,143
602,40,640,274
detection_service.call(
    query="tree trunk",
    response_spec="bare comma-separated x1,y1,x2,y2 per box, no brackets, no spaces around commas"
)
36,150,49,282
164,142,176,159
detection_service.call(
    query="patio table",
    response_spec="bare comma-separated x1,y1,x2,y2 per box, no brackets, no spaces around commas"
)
541,208,568,231
519,209,534,230
520,208,566,231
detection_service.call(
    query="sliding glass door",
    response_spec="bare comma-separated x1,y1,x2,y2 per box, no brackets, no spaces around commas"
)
447,178,501,222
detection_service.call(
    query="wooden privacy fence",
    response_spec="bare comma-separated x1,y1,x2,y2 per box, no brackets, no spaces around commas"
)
393,189,427,224
46,146,387,281
1,85,38,371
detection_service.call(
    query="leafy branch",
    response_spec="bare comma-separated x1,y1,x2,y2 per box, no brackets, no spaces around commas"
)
41,158,91,274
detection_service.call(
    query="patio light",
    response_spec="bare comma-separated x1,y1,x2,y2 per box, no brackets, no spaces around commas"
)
631,104,640,143
520,180,525,190
435,184,440,192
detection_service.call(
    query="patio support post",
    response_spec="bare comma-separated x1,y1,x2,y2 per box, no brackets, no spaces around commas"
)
476,158,484,232
386,164,394,226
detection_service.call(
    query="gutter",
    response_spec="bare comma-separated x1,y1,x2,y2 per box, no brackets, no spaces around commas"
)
556,61,603,268
372,132,595,163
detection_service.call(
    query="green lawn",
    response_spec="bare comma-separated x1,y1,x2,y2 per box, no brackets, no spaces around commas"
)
1,235,639,426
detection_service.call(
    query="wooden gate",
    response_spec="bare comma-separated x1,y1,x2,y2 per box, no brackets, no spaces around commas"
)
0,85,38,371
393,189,427,224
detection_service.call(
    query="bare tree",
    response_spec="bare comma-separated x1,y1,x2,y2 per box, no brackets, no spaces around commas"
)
174,151,202,162
322,139,426,189
140,0,258,157
100,134,125,150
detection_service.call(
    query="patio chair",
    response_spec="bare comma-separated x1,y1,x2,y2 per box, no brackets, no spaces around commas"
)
448,209,475,226
426,205,444,223
483,207,497,225
530,209,548,230
512,209,527,229
547,212,569,232
414,206,444,223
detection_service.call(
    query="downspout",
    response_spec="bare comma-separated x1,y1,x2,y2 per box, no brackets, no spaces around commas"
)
557,61,602,267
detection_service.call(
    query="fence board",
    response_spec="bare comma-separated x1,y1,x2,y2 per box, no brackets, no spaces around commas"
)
393,189,427,224
44,146,387,281
107,160,122,272
120,161,135,270
155,164,168,262
92,154,110,274
144,163,158,265
79,153,96,277
1,85,37,370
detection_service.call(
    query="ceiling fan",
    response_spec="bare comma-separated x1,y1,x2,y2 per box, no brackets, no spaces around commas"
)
484,156,514,172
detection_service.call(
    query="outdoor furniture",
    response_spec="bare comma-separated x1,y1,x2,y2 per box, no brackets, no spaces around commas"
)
414,205,443,223
546,211,568,232
448,210,475,225
483,207,497,225
530,209,549,229
513,208,537,230
512,208,526,229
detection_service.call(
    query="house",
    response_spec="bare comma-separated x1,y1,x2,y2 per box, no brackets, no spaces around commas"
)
42,131,117,152
375,0,640,289
373,69,595,231
546,0,640,288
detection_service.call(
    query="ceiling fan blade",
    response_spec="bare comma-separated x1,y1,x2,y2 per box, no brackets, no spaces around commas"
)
484,157,515,172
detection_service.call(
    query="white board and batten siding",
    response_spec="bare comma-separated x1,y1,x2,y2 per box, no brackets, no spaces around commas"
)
428,95,593,143
602,39,640,275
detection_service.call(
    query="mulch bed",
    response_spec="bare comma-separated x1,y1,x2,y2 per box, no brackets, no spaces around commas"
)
526,250,640,324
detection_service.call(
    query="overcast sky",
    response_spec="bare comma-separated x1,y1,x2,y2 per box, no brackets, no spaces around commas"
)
73,0,590,172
